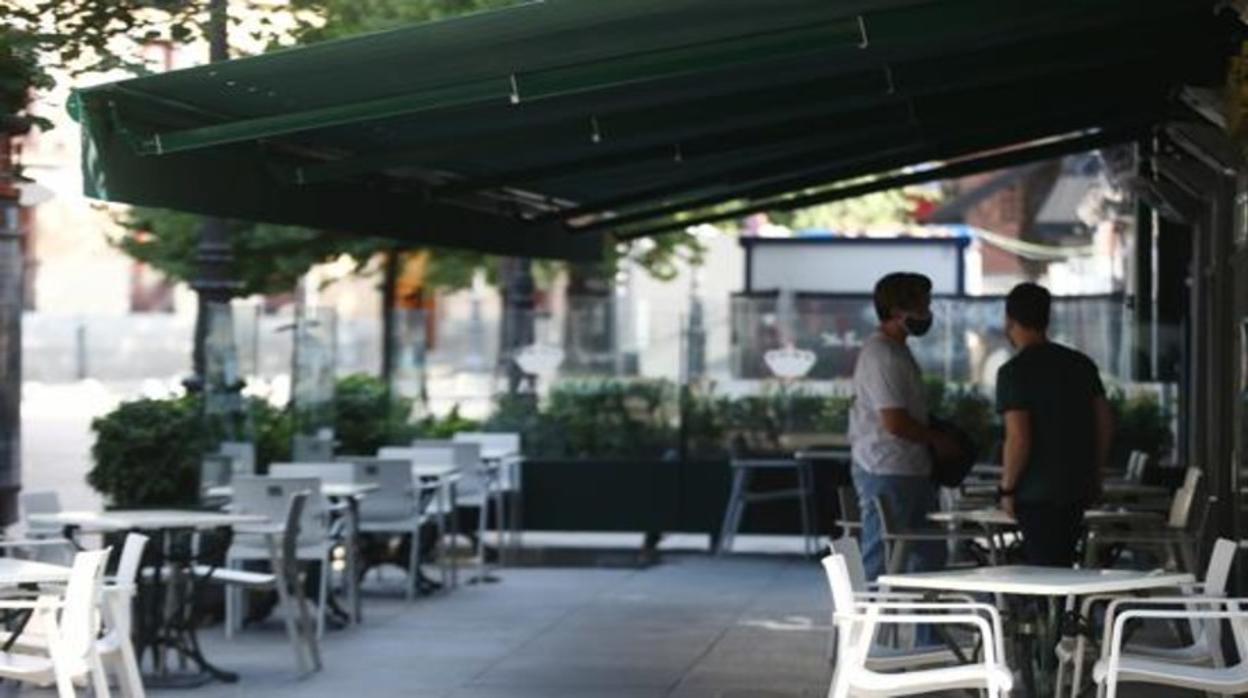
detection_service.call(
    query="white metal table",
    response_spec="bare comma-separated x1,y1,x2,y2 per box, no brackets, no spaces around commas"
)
206,482,380,499
0,557,71,586
879,566,1193,696
30,509,268,686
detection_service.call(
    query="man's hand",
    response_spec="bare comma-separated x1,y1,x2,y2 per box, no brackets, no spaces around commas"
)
1000,493,1016,518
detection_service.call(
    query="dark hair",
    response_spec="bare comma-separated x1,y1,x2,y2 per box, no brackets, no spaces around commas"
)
1006,282,1051,331
873,272,932,322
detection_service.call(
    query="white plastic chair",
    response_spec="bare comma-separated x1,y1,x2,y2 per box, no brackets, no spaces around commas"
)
1057,537,1238,698
225,476,333,638
453,432,522,550
873,495,990,573
1085,469,1209,572
338,456,446,599
0,535,148,698
218,441,257,476
408,440,499,581
823,554,1012,698
1093,596,1248,698
827,537,976,667
198,491,322,675
292,435,334,463
0,548,111,698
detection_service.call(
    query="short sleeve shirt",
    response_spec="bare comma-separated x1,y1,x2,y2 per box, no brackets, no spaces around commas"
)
995,342,1106,504
849,333,931,477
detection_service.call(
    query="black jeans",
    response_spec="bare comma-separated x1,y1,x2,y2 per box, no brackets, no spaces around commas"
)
1014,501,1085,567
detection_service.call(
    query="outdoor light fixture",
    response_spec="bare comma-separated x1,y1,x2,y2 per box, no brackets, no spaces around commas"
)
763,345,816,379
514,343,564,376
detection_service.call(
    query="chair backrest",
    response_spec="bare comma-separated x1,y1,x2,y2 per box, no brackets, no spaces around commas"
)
58,549,111,670
1125,451,1149,482
1182,466,1202,491
20,490,62,533
410,440,487,498
338,457,418,521
1203,538,1237,594
453,432,520,456
292,435,334,463
270,462,355,485
821,554,858,619
201,454,234,493
829,536,868,592
219,441,257,476
454,432,522,490
113,533,149,589
231,476,328,545
1168,477,1202,529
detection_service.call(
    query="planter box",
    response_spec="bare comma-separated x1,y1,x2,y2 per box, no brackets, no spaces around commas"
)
520,457,853,538
520,459,680,533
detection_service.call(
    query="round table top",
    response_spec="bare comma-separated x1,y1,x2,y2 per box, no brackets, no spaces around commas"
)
878,566,1193,596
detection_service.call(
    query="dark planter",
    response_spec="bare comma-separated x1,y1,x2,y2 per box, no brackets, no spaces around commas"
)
520,457,852,539
679,457,852,538
520,459,680,533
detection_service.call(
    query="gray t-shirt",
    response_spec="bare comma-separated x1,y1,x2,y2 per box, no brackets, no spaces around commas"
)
849,332,931,477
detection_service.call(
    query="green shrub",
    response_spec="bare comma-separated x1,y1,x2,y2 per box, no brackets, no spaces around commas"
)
415,405,481,440
1108,390,1173,469
331,373,420,455
89,397,203,508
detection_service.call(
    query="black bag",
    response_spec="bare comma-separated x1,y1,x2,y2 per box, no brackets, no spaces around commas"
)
928,416,979,488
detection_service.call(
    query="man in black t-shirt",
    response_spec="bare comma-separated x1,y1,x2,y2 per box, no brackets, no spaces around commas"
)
995,283,1115,566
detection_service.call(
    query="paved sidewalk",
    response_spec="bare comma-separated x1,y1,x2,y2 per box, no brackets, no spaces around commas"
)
178,555,833,698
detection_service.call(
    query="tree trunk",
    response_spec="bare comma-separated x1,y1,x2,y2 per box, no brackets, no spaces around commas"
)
0,142,22,525
499,257,535,393
380,249,399,384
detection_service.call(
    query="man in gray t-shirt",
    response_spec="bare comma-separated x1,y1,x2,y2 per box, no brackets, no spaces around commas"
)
850,273,957,581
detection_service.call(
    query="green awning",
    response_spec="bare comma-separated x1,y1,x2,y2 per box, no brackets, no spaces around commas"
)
72,0,1225,259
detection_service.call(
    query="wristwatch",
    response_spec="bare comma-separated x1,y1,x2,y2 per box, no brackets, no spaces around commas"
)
996,486,1015,499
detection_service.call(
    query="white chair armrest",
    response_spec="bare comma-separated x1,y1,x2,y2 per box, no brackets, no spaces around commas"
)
856,600,1004,660
838,611,1001,666
1106,604,1248,674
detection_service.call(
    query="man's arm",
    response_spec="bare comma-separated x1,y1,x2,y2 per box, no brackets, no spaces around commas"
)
1000,409,1031,516
880,409,959,459
879,408,938,444
1091,395,1114,498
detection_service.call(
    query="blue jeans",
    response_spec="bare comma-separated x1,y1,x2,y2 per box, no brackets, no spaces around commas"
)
852,463,946,581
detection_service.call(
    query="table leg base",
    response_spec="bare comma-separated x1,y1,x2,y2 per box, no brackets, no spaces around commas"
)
144,670,235,689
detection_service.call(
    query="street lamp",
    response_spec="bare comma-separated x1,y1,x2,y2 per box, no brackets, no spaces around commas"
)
763,344,816,380
514,343,564,381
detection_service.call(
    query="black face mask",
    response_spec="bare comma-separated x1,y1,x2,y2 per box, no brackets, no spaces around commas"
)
904,314,933,337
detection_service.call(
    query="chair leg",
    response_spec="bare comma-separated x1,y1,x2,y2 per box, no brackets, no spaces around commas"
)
315,556,329,639
718,468,749,555
1054,652,1068,698
115,637,146,698
406,525,420,602
224,560,237,639
291,567,322,672
89,651,113,698
1070,632,1089,698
